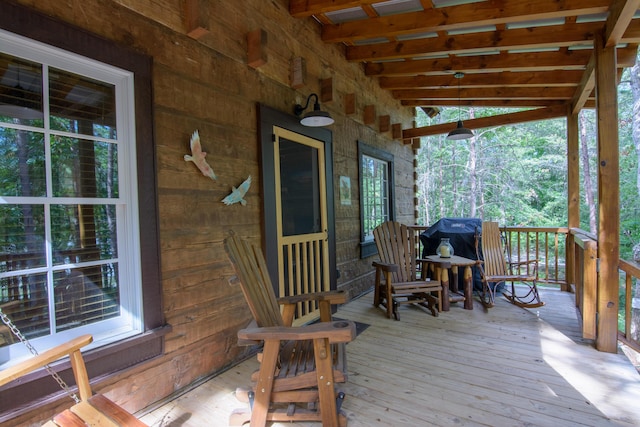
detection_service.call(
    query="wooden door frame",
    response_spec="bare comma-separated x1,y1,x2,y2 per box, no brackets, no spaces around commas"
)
257,103,337,295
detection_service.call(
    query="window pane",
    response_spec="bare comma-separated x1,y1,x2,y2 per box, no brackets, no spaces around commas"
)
0,129,46,197
49,68,117,139
54,263,120,332
0,272,50,345
50,204,118,265
51,136,118,198
0,204,46,270
0,54,44,125
362,154,389,241
279,138,321,236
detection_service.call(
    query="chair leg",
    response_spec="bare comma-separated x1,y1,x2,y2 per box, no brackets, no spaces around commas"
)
385,272,394,319
250,340,280,427
373,268,381,307
426,292,439,317
479,281,497,308
313,337,340,427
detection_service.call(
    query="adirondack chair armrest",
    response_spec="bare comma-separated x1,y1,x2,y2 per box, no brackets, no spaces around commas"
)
0,334,93,388
371,261,399,273
237,320,356,344
278,289,347,306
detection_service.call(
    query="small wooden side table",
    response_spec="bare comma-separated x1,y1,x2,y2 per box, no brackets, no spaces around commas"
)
419,255,477,311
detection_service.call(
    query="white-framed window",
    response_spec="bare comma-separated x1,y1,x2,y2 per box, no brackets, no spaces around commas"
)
0,29,142,365
358,141,395,258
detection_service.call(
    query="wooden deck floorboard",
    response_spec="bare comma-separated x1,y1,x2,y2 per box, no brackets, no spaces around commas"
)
139,287,640,426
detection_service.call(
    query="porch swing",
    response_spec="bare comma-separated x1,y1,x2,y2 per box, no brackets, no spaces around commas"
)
0,308,147,426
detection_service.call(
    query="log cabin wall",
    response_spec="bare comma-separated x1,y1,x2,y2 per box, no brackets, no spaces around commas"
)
1,0,415,423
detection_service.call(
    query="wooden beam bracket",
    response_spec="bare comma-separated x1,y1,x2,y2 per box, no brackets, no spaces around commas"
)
248,29,268,69
185,0,209,40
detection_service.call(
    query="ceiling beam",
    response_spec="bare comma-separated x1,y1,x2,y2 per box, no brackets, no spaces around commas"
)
289,0,388,18
571,0,640,112
380,71,585,89
346,21,604,62
321,0,610,43
347,19,640,63
401,99,570,108
393,87,576,101
604,0,640,47
365,50,592,76
402,104,569,139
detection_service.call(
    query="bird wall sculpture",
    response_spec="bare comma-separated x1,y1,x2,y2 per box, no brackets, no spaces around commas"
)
184,130,217,180
222,175,252,206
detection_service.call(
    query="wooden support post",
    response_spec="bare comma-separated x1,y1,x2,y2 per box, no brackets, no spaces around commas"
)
594,30,619,353
566,108,579,293
247,29,267,69
184,0,209,39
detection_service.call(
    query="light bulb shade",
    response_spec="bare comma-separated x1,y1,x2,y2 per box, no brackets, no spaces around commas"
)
294,93,334,127
446,120,473,140
0,104,43,120
300,109,334,127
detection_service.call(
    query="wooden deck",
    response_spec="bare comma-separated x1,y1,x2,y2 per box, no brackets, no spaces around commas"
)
139,288,640,426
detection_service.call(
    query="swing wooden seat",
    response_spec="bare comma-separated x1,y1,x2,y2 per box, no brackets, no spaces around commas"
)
0,334,146,427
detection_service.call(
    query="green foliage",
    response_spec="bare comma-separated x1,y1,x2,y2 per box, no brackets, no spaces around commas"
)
416,75,640,261
417,106,570,227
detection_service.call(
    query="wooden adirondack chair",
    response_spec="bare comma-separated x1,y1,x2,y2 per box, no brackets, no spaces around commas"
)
224,231,356,427
476,221,545,309
372,221,443,320
0,334,146,427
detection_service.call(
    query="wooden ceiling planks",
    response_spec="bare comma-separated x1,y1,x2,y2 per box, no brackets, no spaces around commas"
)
288,0,640,137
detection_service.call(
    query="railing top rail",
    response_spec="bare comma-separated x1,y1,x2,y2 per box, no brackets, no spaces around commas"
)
501,226,569,233
569,227,597,241
619,259,640,277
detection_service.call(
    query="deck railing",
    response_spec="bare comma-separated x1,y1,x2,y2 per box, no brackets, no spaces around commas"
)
408,225,570,288
501,226,569,288
570,228,598,340
618,258,640,353
409,222,640,353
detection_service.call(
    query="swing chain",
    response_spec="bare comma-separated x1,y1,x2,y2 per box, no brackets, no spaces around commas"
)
0,307,80,404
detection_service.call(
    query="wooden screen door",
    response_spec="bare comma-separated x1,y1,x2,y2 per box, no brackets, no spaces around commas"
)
272,126,330,325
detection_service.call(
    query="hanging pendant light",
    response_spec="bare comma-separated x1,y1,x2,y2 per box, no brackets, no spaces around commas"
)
446,72,473,140
0,63,43,120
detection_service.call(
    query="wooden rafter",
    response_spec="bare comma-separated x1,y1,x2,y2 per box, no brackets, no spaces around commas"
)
402,105,569,139
289,1,639,122
320,1,610,43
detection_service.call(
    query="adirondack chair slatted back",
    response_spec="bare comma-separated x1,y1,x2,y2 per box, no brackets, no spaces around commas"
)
373,221,415,282
480,221,507,277
224,231,354,426
224,232,283,328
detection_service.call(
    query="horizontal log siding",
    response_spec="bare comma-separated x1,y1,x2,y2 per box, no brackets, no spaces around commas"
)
3,0,415,423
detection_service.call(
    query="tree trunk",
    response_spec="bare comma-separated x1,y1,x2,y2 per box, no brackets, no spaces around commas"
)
468,109,477,217
629,59,640,340
579,112,597,234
